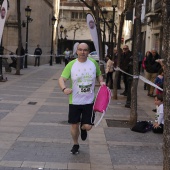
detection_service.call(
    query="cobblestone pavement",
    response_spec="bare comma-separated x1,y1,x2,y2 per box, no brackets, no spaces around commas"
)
0,64,163,170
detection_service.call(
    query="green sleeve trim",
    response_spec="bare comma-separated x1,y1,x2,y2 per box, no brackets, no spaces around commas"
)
61,59,77,79
61,60,77,105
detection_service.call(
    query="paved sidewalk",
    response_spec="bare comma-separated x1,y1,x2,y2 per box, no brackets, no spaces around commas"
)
0,64,163,170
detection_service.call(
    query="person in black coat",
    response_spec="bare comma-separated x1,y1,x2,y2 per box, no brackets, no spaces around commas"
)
113,48,122,89
16,46,25,69
125,55,133,108
144,49,161,97
120,45,132,96
34,44,42,66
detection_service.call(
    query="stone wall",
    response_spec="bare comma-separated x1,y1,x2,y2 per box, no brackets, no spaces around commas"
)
2,0,59,65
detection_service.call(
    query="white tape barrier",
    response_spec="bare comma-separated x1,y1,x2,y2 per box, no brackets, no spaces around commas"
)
27,54,59,57
0,54,57,58
114,67,163,92
0,55,25,58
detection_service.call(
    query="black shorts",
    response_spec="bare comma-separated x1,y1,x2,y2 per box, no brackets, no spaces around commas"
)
68,103,95,125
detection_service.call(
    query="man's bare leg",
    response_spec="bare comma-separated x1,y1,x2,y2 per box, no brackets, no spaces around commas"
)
81,124,92,131
70,123,80,154
71,123,80,144
80,124,92,141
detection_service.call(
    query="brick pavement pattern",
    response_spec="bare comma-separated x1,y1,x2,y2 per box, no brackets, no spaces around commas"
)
0,64,163,170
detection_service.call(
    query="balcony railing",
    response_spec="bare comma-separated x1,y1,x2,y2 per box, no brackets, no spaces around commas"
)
145,0,152,13
154,0,162,11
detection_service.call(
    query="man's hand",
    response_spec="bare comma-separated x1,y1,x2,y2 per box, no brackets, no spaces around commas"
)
153,122,160,128
63,88,72,95
100,82,106,86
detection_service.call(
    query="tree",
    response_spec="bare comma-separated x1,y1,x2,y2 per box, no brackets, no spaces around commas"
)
113,0,135,100
129,0,142,126
79,0,107,61
16,0,22,75
162,0,170,169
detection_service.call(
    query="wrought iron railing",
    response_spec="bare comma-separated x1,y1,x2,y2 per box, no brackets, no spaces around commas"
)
145,0,152,13
154,0,162,11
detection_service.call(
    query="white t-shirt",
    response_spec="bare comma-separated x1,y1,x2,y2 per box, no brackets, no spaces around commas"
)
155,104,164,124
61,58,101,105
64,50,70,59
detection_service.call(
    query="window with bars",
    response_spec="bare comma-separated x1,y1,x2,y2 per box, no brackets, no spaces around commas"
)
71,12,86,20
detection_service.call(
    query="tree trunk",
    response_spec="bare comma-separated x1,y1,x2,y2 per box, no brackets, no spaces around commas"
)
162,1,170,169
79,0,105,80
79,0,103,61
95,7,103,61
129,0,142,126
113,0,135,100
16,0,21,75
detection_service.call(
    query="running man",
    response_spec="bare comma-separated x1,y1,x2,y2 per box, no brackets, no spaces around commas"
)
58,43,105,154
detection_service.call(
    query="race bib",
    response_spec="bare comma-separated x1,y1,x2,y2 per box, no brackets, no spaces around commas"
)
78,84,92,94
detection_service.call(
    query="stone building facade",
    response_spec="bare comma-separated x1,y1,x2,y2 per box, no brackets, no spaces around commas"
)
57,0,121,54
141,0,162,55
121,0,162,56
2,0,59,65
2,0,162,65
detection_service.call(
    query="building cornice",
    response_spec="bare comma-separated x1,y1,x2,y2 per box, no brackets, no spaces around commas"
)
61,1,112,7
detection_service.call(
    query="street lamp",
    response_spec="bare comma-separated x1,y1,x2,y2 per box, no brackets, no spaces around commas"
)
110,0,118,57
60,25,64,39
60,25,64,55
102,8,108,59
64,29,67,39
63,28,67,53
111,0,118,6
24,6,32,68
50,15,56,66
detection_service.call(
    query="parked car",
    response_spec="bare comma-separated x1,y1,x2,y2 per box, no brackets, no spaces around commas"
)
88,51,107,62
88,51,106,77
88,51,99,61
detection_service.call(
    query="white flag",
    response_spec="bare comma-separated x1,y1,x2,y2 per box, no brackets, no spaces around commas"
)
86,13,99,60
73,42,79,55
0,0,8,42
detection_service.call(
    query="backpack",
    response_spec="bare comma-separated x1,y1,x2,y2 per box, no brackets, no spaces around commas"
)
93,85,111,127
131,121,153,133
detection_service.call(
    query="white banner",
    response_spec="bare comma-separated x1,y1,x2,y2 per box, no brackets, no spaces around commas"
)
86,13,99,60
73,42,79,55
0,0,8,42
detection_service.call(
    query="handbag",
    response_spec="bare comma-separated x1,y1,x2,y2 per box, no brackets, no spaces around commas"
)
93,85,111,127
131,121,153,133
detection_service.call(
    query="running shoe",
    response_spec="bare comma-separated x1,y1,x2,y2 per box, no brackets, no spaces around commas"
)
80,124,87,141
70,144,79,154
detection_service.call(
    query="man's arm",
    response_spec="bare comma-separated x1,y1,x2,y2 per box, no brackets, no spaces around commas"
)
97,75,105,86
58,76,72,95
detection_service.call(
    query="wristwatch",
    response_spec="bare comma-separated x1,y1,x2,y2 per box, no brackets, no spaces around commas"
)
62,87,67,92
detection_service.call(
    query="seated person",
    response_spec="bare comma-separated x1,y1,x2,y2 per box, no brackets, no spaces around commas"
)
152,94,164,134
154,68,164,95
